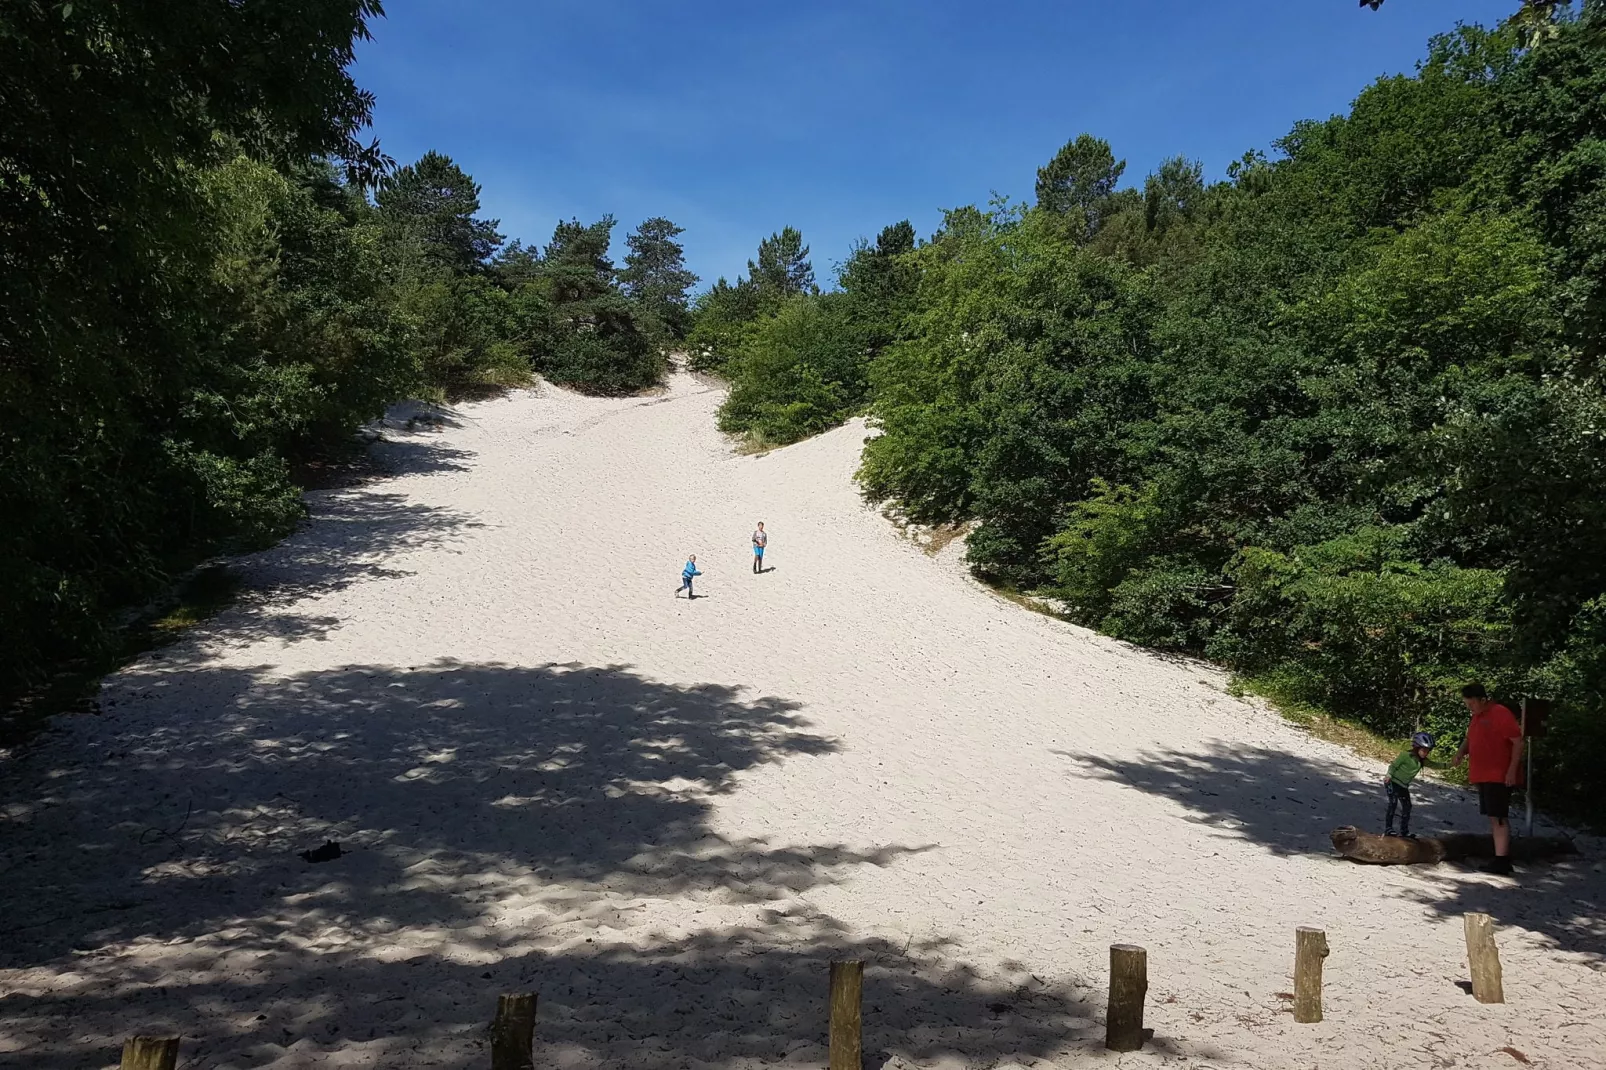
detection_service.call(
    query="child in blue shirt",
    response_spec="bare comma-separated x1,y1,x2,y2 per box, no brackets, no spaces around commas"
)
675,555,702,599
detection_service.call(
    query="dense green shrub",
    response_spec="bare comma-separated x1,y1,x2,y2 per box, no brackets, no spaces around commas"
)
695,223,917,441
717,295,865,445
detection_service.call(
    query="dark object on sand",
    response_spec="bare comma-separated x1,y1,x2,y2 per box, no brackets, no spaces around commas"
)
299,840,343,864
1330,826,1577,865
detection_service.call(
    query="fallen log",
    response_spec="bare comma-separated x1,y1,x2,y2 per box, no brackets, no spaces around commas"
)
1331,826,1577,865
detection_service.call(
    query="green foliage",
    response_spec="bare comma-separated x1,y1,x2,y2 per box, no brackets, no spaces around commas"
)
1035,134,1127,242
1531,595,1606,812
849,12,1606,821
704,222,920,445
0,1,390,696
749,226,817,302
687,278,762,371
717,295,863,444
0,5,681,702
1044,478,1179,623
542,328,658,395
528,216,663,394
688,225,821,373
620,217,700,343
391,272,532,393
375,151,504,272
861,204,1161,585
1217,532,1509,737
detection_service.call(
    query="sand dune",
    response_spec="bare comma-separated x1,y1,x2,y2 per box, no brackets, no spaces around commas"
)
3,372,1603,1069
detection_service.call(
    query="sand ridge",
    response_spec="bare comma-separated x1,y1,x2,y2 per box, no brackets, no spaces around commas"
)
2,372,1603,1068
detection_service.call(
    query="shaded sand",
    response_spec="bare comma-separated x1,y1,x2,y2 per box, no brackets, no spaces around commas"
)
3,372,1604,1069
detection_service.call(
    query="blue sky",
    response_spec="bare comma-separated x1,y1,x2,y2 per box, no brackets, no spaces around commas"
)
354,0,1514,289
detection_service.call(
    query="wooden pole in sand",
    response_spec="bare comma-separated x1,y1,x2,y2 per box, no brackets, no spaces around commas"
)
829,960,863,1070
120,1037,179,1070
1293,927,1329,1023
1105,944,1148,1051
491,992,537,1070
1464,914,1505,1004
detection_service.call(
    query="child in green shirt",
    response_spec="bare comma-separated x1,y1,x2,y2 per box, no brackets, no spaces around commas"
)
1384,732,1435,837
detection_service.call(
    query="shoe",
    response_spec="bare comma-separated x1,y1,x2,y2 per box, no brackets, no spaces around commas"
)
1384,830,1399,838
1480,856,1513,875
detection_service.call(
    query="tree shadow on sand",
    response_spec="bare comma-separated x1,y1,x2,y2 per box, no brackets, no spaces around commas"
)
2,661,851,965
1066,743,1606,963
0,920,1215,1069
209,433,484,647
0,660,1238,1067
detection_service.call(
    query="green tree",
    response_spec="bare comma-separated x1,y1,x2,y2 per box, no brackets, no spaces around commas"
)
1034,134,1127,241
376,151,504,273
0,0,390,698
749,226,817,303
839,220,918,308
1142,156,1205,235
717,294,865,445
534,216,662,393
686,276,763,371
542,216,618,308
620,216,700,342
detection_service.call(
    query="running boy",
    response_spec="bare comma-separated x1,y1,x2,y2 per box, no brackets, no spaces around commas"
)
675,555,702,599
752,522,767,574
1384,732,1434,838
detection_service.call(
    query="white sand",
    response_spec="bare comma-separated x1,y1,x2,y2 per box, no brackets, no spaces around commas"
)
3,372,1604,1070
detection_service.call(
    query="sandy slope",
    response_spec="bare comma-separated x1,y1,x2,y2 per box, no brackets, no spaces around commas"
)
2,372,1603,1070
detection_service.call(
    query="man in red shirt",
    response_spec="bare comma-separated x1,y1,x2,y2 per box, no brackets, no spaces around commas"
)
1452,682,1525,875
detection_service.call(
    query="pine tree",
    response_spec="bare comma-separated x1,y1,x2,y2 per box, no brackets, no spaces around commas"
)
542,216,617,308
620,217,700,340
376,151,504,272
1035,135,1126,243
749,226,817,304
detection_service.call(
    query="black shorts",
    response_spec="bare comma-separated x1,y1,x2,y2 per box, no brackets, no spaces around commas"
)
1476,782,1512,820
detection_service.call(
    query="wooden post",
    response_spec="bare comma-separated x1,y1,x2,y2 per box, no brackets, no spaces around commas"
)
1105,944,1148,1052
120,1037,179,1070
1522,700,1534,837
828,960,863,1070
1293,927,1329,1023
1464,913,1505,1004
491,992,537,1070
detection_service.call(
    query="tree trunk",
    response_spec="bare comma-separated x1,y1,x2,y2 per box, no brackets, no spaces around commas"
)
1330,825,1575,865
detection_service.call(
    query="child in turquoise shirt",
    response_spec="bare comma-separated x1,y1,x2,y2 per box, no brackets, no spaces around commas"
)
675,555,702,599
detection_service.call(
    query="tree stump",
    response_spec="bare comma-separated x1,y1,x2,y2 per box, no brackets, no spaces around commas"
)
120,1037,179,1070
1293,927,1329,1023
1464,914,1505,1004
1105,944,1148,1052
491,992,537,1070
829,960,863,1070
